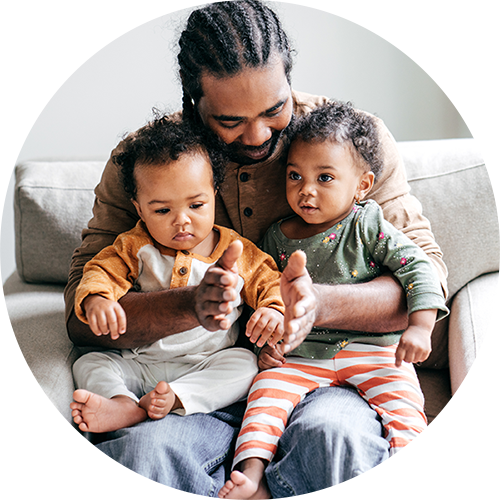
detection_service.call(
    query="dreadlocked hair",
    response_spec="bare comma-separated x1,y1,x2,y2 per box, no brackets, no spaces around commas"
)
288,101,384,180
113,111,226,200
178,0,294,124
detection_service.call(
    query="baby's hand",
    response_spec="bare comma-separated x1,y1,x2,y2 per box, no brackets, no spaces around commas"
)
245,307,284,348
258,344,286,371
395,309,436,367
395,327,432,367
83,294,127,340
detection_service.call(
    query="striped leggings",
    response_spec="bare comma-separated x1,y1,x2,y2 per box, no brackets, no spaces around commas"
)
233,343,427,468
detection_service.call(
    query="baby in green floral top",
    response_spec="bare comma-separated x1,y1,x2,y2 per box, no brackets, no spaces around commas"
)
218,101,448,500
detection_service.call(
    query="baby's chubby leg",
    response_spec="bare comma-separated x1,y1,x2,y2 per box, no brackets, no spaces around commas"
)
71,381,183,433
71,352,180,432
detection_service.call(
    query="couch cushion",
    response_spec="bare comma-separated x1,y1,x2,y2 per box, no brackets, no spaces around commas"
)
399,138,499,299
15,161,105,284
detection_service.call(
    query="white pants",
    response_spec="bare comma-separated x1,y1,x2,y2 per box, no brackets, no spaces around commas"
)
72,347,258,416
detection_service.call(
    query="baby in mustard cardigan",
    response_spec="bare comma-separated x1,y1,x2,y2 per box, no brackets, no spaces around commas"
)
70,116,285,433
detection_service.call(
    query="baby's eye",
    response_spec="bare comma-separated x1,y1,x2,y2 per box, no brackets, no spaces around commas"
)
155,208,170,214
288,171,302,181
318,174,334,182
190,203,204,210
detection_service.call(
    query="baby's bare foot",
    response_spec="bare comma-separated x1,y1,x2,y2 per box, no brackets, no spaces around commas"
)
218,459,270,499
139,381,183,419
70,389,146,433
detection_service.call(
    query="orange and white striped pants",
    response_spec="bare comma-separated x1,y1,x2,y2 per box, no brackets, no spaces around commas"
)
233,343,427,468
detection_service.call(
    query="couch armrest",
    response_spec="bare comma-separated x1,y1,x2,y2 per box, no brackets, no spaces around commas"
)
449,273,500,500
0,274,82,500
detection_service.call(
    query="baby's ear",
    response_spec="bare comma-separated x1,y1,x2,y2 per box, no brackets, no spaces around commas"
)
356,171,375,201
131,198,144,220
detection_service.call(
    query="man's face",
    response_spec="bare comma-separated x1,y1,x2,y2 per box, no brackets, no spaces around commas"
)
197,59,293,165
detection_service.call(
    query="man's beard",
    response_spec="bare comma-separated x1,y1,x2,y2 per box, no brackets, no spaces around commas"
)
200,124,289,166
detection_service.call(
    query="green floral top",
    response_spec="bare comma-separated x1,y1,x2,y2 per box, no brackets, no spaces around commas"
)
260,200,449,359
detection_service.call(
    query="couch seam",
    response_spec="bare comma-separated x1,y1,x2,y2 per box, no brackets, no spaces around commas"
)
408,162,485,182
466,283,477,360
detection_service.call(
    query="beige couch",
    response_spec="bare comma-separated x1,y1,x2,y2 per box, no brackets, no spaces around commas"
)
4,138,499,426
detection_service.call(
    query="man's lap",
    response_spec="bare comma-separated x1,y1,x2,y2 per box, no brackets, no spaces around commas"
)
93,386,388,497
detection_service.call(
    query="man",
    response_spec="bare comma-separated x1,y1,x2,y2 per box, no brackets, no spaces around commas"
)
65,1,447,496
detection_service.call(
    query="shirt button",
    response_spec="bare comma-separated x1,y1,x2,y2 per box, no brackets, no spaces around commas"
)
181,250,189,255
179,267,188,275
244,207,253,217
240,172,250,182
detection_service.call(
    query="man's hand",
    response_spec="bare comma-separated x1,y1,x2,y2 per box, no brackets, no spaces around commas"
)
280,250,317,353
83,294,127,339
258,344,286,371
194,240,243,331
245,307,284,348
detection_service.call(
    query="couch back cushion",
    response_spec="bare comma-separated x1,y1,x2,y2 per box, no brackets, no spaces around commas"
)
14,161,105,284
399,138,499,300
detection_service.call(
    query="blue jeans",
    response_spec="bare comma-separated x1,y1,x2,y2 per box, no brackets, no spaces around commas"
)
95,386,389,497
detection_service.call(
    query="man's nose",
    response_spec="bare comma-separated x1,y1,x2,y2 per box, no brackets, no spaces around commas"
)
239,121,272,147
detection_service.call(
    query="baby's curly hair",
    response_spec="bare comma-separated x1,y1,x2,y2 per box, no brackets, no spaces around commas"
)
113,112,226,200
288,101,383,179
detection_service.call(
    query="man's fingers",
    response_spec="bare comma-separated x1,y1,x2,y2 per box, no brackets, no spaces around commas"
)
204,315,231,331
282,249,307,284
217,239,243,272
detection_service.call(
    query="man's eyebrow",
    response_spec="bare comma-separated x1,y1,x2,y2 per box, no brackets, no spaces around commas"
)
265,98,288,114
212,98,288,122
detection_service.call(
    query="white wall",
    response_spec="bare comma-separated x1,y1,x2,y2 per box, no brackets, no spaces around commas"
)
0,0,500,283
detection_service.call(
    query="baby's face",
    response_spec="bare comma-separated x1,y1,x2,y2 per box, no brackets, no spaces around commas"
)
286,139,367,232
132,152,216,256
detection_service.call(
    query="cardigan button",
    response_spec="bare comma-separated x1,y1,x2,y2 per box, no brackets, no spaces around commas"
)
243,207,253,217
179,267,188,275
240,172,250,182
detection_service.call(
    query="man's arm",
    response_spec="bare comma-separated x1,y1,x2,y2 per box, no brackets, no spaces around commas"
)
313,273,408,332
67,286,198,348
67,241,244,348
279,255,408,353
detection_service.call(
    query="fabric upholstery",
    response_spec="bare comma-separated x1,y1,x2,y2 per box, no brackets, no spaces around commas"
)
14,161,105,284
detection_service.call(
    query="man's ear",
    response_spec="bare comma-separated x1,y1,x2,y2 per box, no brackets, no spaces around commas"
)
356,171,375,201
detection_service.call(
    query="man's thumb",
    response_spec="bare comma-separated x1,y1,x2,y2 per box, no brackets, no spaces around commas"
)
283,250,307,281
217,239,243,272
